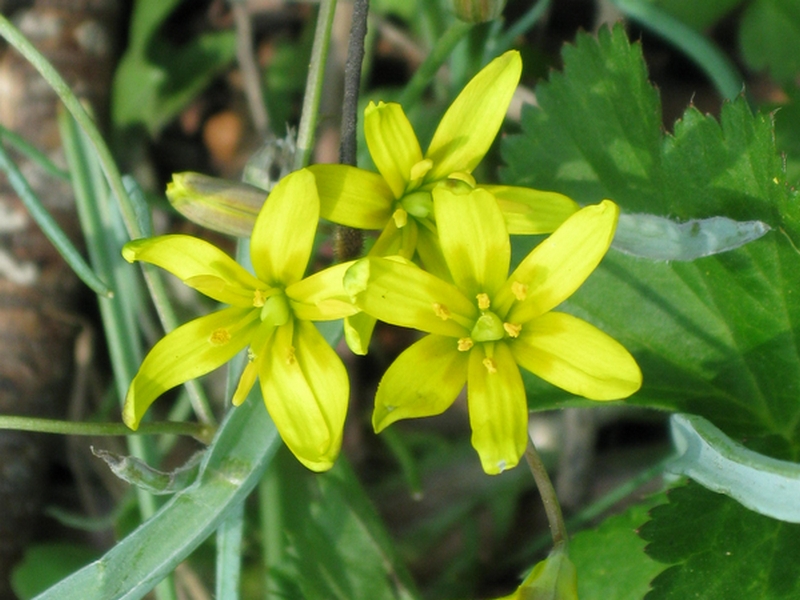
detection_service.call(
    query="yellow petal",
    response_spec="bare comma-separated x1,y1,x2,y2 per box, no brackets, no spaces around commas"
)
467,342,528,474
425,50,522,181
481,185,579,235
343,311,377,356
123,307,260,429
511,311,642,400
373,334,468,431
250,169,318,285
122,235,262,306
286,261,359,321
308,164,394,229
344,257,476,337
499,200,619,322
415,226,452,282
433,184,510,298
364,101,424,198
259,319,348,472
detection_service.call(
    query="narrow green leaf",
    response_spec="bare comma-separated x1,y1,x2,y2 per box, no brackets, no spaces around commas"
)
739,0,800,84
0,140,112,297
34,394,280,600
215,501,245,600
612,214,770,261
669,413,800,523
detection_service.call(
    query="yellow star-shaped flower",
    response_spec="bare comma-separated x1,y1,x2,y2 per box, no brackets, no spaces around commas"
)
122,169,357,472
344,182,641,474
308,50,578,274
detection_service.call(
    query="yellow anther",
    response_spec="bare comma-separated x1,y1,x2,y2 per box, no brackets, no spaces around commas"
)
433,302,451,320
457,337,474,351
392,208,408,228
511,281,528,301
253,289,267,307
286,346,297,366
476,293,491,310
482,357,497,374
209,328,231,346
503,322,522,338
247,348,257,361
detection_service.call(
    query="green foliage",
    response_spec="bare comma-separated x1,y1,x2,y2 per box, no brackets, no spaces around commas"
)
502,23,800,596
569,495,666,600
112,0,236,135
264,448,419,600
640,482,800,600
739,0,800,83
652,0,745,30
11,543,99,599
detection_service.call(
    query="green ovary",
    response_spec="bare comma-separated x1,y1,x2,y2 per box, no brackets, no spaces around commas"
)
470,311,505,342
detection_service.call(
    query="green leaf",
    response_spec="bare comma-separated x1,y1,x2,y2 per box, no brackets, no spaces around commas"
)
11,543,99,599
740,0,800,84
112,0,236,135
639,482,800,600
502,25,800,448
501,23,800,598
265,448,420,600
570,495,666,600
648,0,745,30
34,393,281,600
669,414,800,522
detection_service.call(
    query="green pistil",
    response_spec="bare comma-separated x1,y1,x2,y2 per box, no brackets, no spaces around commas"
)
471,311,505,342
260,292,291,326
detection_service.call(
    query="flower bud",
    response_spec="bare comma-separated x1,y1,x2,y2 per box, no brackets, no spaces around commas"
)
496,546,578,600
167,172,265,238
452,0,506,23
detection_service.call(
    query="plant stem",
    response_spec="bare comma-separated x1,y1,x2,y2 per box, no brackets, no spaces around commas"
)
336,0,370,261
0,416,215,444
294,0,338,170
525,433,569,549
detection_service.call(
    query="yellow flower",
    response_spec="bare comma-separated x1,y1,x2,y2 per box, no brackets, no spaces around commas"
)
122,169,357,472
344,183,641,474
308,50,578,274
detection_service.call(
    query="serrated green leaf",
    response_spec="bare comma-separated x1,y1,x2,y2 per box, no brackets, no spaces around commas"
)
502,25,800,452
740,0,800,84
639,482,800,600
570,495,666,600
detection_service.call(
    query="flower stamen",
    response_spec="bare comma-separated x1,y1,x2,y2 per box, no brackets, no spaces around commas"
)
392,208,408,228
482,357,497,373
503,322,522,338
286,346,296,366
433,302,451,320
476,293,491,310
209,328,231,346
511,281,528,301
458,337,474,351
253,289,268,307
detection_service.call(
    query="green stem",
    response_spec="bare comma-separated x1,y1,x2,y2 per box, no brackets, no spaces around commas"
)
293,0,338,170
0,416,215,444
0,139,113,297
398,20,474,108
525,435,569,549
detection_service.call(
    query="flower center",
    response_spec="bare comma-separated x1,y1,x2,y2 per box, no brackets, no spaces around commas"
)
259,291,291,327
471,311,505,342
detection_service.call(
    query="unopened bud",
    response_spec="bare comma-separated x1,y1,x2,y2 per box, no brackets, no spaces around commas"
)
167,172,265,238
453,0,506,23
498,546,577,600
